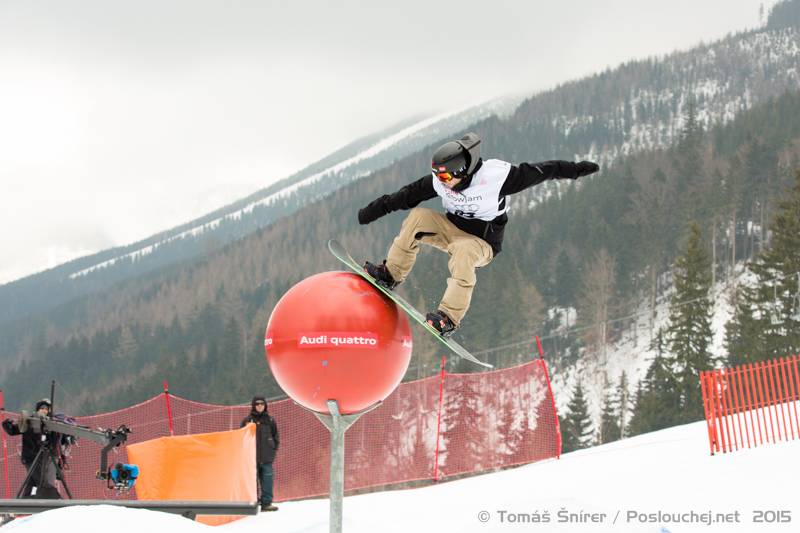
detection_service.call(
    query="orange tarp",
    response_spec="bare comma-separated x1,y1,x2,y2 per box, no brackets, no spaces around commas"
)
127,423,257,526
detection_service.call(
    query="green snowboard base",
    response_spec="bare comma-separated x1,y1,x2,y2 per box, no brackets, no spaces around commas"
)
328,239,491,368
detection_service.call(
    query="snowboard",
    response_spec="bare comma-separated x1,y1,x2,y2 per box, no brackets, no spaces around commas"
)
328,239,492,368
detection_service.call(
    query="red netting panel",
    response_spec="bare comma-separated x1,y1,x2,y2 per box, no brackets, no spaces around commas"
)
339,373,443,494
436,359,560,479
0,359,559,502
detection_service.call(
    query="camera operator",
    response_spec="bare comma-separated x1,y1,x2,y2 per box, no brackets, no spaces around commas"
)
2,398,61,498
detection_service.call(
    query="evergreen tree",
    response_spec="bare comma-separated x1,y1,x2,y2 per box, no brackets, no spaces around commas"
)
497,401,522,457
615,371,633,439
664,221,716,423
208,317,244,404
554,249,578,311
597,372,633,444
724,165,800,365
596,382,620,446
169,347,201,400
560,380,592,453
676,100,706,224
116,326,138,359
708,168,727,290
440,380,486,475
628,354,680,435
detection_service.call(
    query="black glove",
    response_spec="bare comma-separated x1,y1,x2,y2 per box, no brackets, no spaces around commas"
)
576,161,600,177
2,419,14,433
358,196,388,225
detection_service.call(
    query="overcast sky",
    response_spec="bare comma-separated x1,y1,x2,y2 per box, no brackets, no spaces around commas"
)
0,0,778,285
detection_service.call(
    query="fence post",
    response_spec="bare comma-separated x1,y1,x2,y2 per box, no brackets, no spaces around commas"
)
734,367,751,448
164,381,174,437
759,362,777,443
748,364,763,445
768,360,785,441
700,372,716,455
722,369,738,451
710,372,722,454
536,336,561,458
715,371,730,452
433,357,446,483
778,358,793,439
0,391,8,498
790,355,800,437
754,363,770,443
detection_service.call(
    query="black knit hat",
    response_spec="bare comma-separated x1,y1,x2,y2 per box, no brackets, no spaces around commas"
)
251,396,267,412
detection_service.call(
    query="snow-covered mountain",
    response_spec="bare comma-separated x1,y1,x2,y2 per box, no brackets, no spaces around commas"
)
1,22,798,325
0,94,526,324
66,95,526,280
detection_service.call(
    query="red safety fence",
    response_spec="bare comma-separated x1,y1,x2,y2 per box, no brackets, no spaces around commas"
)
0,357,559,501
700,355,800,455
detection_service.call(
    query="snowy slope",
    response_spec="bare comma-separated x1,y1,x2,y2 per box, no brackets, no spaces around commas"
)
547,266,756,434
5,417,797,533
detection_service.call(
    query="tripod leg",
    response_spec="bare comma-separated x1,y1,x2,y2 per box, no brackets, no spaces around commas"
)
50,451,71,499
16,448,44,499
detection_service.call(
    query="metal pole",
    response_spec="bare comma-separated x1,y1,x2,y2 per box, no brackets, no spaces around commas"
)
0,391,8,498
328,401,345,532
164,381,174,437
433,356,446,483
303,399,381,533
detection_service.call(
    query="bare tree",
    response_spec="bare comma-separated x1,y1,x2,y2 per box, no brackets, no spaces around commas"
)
578,248,617,362
627,167,675,339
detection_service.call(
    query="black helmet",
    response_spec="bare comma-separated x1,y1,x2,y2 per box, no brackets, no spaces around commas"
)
35,398,51,412
431,133,481,184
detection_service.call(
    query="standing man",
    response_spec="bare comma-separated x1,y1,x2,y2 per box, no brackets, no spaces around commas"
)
359,132,599,336
241,396,280,512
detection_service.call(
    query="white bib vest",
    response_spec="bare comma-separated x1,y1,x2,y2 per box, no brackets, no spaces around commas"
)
432,159,511,221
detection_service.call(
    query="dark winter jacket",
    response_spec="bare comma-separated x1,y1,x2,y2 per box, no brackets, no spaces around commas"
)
240,396,279,464
358,159,599,255
2,417,54,465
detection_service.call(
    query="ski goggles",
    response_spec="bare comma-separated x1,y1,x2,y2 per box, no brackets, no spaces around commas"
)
432,170,456,183
431,166,467,183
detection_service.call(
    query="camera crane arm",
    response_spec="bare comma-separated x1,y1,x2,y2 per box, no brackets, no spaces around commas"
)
24,413,133,486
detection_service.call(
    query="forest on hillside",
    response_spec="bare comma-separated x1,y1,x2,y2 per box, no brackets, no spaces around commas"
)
2,85,800,416
2,1,800,417
0,6,798,327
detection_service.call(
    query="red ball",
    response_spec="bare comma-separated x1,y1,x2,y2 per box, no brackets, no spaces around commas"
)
265,271,412,415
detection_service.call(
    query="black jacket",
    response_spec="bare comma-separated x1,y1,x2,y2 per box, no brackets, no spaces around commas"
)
2,419,52,465
240,397,279,464
358,159,598,255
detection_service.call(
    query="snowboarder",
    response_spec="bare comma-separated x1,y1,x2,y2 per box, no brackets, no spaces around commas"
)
358,132,599,336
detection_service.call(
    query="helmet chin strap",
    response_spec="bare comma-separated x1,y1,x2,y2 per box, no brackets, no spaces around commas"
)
451,176,472,192
450,158,482,192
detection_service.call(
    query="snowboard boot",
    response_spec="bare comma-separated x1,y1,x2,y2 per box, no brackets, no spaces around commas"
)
363,260,401,290
261,504,279,512
426,310,458,338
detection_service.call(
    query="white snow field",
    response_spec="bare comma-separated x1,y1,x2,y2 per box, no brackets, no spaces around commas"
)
4,417,798,533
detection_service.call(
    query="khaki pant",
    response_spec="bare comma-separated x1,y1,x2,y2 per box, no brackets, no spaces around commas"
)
385,208,493,326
